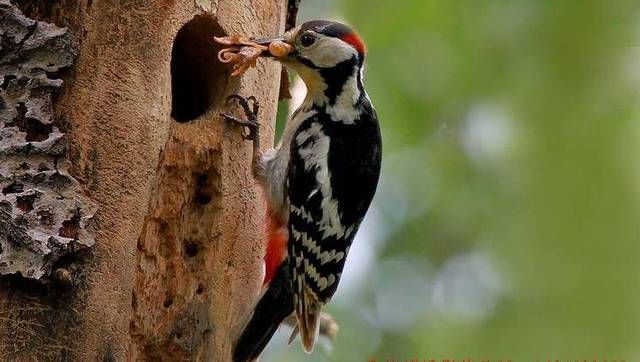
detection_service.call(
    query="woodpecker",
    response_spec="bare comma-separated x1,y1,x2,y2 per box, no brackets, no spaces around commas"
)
223,20,381,361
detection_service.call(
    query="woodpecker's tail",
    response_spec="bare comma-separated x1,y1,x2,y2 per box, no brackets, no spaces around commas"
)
296,283,322,353
233,262,294,362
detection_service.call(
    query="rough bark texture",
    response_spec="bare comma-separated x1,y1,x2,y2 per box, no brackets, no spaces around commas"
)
0,0,285,360
0,1,97,281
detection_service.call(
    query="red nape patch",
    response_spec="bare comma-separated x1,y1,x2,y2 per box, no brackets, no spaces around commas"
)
340,32,366,55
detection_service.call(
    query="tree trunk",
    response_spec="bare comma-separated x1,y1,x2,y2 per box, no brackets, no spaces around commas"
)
0,0,285,360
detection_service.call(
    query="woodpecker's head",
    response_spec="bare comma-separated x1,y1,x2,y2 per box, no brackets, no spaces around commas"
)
257,20,367,104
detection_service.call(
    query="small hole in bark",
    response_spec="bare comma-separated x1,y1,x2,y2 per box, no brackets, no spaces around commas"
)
16,193,38,213
45,65,72,81
59,212,80,239
32,173,46,184
49,172,71,188
52,267,73,287
194,172,212,205
203,328,212,339
0,201,10,210
171,15,230,122
196,284,204,294
11,102,53,142
184,241,199,257
1,75,15,90
37,209,54,225
163,296,173,308
2,182,24,195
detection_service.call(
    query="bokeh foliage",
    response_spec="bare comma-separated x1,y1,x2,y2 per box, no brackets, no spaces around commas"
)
265,1,640,360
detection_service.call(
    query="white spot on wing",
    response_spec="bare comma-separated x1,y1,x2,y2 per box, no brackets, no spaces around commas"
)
294,123,347,239
291,204,314,224
327,274,336,288
291,226,347,265
302,258,335,292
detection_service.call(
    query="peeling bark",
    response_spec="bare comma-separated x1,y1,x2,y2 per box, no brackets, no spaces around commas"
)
0,1,97,281
0,0,285,360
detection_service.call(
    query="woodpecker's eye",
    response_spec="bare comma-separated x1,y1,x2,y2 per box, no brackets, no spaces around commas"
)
300,32,316,47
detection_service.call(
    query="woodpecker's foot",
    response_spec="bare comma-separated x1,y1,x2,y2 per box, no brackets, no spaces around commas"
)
222,94,260,142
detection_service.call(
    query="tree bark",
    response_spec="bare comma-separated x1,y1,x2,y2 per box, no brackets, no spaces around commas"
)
0,0,285,360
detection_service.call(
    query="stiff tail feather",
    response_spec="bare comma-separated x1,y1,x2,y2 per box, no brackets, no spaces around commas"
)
233,262,294,362
297,286,321,353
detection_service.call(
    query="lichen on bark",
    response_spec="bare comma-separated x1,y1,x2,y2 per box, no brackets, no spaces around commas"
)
0,0,97,280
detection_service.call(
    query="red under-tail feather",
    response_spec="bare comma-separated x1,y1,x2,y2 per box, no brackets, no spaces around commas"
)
264,206,287,285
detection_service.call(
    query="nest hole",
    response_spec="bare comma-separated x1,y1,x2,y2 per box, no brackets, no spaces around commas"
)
171,15,230,122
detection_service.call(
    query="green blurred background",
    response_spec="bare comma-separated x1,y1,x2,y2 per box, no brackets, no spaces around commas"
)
265,1,640,360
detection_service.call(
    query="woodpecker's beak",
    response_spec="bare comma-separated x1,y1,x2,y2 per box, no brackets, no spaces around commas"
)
252,29,297,60
251,36,295,60
252,36,286,47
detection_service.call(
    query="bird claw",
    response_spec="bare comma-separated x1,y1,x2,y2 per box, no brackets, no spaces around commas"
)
226,93,259,120
222,94,260,141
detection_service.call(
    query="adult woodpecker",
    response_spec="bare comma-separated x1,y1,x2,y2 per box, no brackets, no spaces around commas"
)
223,20,381,361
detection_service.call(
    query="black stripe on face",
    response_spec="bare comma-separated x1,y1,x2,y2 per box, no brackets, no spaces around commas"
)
296,55,359,105
320,56,358,105
296,56,320,70
300,20,354,39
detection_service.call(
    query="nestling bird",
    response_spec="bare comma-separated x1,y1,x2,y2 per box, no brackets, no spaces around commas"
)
222,20,381,361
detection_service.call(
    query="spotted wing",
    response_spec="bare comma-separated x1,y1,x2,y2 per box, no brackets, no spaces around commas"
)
286,119,352,351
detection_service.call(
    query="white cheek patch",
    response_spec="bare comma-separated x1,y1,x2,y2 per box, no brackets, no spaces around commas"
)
302,35,358,68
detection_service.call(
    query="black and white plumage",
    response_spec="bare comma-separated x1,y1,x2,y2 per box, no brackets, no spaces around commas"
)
231,20,381,362
287,90,380,344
